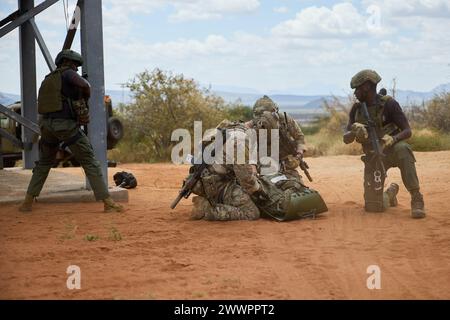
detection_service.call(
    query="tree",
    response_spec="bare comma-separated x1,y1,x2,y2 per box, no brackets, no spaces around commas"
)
116,69,232,162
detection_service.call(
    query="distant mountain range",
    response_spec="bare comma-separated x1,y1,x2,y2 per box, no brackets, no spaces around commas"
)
2,83,449,114
0,92,20,106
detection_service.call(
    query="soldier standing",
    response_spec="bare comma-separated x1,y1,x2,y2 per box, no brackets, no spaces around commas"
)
343,69,425,218
19,49,123,213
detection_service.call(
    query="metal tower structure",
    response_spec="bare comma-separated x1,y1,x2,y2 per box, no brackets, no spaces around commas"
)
0,0,108,187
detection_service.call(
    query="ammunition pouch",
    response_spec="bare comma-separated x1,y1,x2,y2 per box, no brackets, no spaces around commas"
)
202,172,226,202
362,155,386,212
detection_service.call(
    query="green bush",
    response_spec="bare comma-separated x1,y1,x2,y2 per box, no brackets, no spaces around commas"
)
425,93,450,132
224,104,253,122
408,128,450,152
406,93,450,132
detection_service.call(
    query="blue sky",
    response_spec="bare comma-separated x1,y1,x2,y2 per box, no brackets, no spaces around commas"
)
1,0,450,95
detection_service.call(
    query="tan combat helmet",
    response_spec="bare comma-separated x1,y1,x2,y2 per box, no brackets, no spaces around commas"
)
253,95,278,117
350,69,381,89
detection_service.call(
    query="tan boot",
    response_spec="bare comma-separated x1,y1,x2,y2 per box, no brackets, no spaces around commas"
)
103,197,124,213
19,194,34,212
385,183,399,207
190,196,206,220
411,190,426,219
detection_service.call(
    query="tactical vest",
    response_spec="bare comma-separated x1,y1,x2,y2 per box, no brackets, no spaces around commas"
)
37,67,70,114
254,173,328,221
354,95,401,150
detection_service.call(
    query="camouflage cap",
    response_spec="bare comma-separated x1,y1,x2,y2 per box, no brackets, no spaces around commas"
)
253,95,278,117
55,49,83,67
350,69,381,89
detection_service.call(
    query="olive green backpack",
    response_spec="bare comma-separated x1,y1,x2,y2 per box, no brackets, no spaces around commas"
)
254,173,328,221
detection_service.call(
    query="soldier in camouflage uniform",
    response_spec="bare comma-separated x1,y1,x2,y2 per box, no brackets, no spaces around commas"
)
343,69,425,219
250,95,307,182
19,49,123,213
189,120,263,221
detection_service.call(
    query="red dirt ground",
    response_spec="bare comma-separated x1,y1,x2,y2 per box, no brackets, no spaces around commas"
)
1,151,449,299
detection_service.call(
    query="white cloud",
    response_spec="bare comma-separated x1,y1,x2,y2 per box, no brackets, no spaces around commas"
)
271,3,373,39
363,0,450,18
168,0,260,22
102,0,261,23
1,0,450,95
121,35,233,60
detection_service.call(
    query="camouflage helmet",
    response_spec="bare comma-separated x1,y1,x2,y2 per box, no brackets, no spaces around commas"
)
350,69,381,89
55,49,83,67
253,95,278,117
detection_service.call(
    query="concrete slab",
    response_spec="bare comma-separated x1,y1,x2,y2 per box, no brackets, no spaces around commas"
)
0,167,128,205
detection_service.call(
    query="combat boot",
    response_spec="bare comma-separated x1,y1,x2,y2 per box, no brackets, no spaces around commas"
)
190,196,206,220
103,197,124,213
410,190,426,219
385,183,399,207
19,193,34,212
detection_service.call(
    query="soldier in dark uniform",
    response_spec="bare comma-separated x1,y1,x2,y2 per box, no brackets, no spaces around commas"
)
343,69,425,219
19,49,123,213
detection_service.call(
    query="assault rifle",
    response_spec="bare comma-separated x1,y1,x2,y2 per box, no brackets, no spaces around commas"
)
170,128,226,209
281,113,313,182
170,162,208,210
359,102,386,178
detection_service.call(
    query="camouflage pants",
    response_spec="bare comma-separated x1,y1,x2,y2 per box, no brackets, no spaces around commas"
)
363,141,420,212
191,182,260,221
26,118,110,201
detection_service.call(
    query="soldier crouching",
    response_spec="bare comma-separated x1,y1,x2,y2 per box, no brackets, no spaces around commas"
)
189,120,262,221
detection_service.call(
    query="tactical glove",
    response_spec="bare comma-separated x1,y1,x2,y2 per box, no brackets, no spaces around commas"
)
381,134,396,148
285,154,300,170
351,122,368,143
